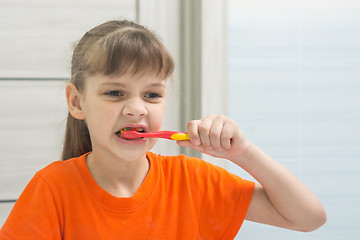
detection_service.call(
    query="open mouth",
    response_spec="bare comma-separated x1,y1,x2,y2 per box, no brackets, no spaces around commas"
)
116,127,145,139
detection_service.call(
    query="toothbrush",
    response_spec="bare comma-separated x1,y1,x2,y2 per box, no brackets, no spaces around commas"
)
121,130,190,141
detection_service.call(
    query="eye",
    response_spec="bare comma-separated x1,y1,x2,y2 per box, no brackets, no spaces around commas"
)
144,92,161,99
105,91,123,97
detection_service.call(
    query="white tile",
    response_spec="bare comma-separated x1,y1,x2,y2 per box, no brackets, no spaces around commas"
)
0,202,15,228
0,0,136,78
0,80,68,199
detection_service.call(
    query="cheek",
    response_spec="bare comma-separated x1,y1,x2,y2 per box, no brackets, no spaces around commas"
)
150,104,166,129
83,101,119,128
104,107,119,120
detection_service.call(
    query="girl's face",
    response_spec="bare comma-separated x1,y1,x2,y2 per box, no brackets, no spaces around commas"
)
78,72,167,163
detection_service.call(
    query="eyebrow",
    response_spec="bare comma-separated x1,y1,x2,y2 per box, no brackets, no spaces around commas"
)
147,82,166,88
99,83,125,87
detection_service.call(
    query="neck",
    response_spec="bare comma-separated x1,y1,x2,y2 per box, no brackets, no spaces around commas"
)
86,151,150,198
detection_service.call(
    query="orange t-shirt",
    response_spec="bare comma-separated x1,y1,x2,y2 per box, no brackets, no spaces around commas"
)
0,152,254,240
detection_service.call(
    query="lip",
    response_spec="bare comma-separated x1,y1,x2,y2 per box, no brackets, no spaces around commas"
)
115,133,147,145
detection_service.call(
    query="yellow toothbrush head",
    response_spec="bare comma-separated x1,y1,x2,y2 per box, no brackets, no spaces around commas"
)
170,133,190,141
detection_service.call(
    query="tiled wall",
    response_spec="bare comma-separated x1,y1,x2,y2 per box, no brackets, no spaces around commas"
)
0,0,137,226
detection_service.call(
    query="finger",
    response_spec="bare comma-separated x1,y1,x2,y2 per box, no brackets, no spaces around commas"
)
186,120,201,146
221,121,235,150
209,118,224,151
198,117,214,149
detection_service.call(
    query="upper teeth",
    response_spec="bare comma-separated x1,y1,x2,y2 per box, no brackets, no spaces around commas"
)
120,127,144,133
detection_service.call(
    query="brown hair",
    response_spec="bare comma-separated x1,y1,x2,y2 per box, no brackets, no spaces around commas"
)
61,20,174,160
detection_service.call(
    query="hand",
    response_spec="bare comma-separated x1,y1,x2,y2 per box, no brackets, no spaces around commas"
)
177,115,250,161
178,115,327,231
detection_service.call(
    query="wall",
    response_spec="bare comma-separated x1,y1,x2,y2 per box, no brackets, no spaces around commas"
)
228,0,360,239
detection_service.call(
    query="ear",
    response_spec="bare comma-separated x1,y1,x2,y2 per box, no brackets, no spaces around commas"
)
66,83,86,120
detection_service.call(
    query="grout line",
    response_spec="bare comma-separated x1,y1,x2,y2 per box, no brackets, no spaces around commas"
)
135,0,140,23
0,77,68,81
0,200,17,203
297,1,304,240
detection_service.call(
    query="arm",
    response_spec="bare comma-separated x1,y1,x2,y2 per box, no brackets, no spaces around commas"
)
177,115,327,232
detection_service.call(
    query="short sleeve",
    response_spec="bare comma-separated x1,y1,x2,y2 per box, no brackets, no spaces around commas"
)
0,173,62,240
186,157,255,239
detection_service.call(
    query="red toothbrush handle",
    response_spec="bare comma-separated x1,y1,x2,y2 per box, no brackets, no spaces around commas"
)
122,131,187,140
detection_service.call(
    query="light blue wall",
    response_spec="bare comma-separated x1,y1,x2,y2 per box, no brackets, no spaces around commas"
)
228,1,360,239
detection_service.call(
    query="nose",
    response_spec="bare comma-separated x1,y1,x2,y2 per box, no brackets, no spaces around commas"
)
122,97,147,118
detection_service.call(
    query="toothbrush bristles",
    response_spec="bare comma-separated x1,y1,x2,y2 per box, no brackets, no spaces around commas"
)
120,127,131,134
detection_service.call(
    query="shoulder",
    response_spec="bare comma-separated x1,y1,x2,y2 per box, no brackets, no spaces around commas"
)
35,155,84,188
37,158,75,177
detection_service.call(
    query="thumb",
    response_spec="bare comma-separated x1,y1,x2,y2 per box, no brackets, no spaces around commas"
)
176,140,205,152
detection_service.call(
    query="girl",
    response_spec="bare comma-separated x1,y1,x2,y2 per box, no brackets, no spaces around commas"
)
0,20,326,239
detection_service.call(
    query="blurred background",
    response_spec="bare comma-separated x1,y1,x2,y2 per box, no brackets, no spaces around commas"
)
0,0,359,239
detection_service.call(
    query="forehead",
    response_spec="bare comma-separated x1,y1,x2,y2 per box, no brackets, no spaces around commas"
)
87,72,167,89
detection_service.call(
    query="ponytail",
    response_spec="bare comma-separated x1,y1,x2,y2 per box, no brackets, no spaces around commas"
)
61,113,92,160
